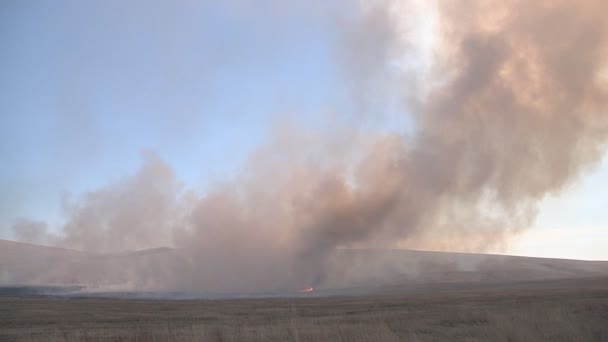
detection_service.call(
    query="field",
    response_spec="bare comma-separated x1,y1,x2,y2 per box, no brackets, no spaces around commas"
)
2,277,608,342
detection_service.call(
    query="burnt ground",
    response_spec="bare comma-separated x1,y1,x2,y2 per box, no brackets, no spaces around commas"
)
1,277,607,341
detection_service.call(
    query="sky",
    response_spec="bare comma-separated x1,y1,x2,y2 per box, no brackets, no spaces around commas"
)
1,0,345,227
511,156,608,260
1,0,607,260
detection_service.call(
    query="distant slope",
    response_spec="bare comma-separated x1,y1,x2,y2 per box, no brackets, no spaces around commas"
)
2,239,608,293
0,239,89,285
0,240,184,290
323,249,608,289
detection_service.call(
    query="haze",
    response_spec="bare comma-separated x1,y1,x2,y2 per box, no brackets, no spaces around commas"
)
1,0,608,293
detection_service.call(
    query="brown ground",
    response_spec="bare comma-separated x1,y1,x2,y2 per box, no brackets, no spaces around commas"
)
1,277,607,342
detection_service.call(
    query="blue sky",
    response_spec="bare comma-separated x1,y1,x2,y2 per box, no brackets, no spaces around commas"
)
1,1,607,259
1,1,346,226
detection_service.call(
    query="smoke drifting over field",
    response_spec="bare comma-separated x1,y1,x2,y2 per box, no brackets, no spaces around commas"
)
12,0,608,293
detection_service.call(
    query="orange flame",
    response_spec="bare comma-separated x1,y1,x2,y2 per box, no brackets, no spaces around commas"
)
299,287,314,293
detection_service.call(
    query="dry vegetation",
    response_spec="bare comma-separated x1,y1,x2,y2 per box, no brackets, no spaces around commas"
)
1,278,608,341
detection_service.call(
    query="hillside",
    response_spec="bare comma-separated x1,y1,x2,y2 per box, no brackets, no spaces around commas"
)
2,239,608,296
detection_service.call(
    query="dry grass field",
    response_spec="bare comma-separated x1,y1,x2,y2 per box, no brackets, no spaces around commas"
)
1,277,608,342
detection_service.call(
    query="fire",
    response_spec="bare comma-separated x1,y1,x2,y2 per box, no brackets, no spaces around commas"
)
299,287,314,293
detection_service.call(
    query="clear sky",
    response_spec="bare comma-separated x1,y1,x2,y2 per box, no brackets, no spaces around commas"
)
1,1,607,260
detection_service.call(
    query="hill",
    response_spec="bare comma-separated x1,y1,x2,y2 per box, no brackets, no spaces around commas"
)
2,239,607,297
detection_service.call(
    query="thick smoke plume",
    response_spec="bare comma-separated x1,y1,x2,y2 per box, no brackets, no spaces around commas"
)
11,0,608,293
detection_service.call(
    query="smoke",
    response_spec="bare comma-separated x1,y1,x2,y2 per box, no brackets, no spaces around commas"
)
58,152,180,253
11,218,55,246
10,0,608,293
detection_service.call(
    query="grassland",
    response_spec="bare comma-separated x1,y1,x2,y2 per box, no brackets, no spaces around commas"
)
1,277,607,341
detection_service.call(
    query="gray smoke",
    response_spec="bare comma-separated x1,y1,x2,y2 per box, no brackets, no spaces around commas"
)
11,218,55,246
11,0,608,292
58,152,179,253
